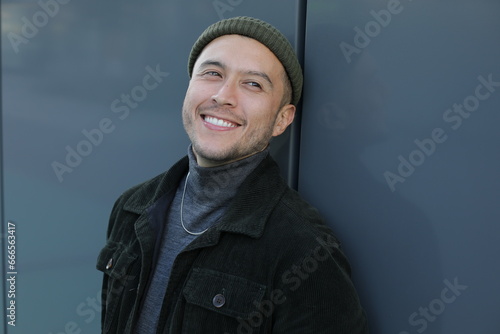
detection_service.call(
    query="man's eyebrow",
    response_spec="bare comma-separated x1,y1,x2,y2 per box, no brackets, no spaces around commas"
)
198,60,225,69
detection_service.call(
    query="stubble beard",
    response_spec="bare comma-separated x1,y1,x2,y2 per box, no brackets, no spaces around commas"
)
182,105,277,165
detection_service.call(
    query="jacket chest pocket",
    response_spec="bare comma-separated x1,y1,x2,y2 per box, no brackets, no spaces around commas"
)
96,242,138,333
180,267,267,333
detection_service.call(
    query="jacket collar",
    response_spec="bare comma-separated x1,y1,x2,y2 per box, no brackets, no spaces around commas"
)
122,154,288,240
123,156,189,214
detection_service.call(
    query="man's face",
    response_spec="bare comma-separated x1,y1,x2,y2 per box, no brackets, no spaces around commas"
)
182,34,295,167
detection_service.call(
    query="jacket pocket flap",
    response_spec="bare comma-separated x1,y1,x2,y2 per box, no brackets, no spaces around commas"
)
96,243,137,280
183,267,266,319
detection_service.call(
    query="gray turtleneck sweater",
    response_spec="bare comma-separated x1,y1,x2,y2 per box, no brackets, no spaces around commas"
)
135,146,269,334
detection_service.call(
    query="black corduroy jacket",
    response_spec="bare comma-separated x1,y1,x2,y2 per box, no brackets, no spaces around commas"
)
97,154,369,333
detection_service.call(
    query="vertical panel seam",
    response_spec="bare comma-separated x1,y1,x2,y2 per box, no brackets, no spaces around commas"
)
287,0,307,190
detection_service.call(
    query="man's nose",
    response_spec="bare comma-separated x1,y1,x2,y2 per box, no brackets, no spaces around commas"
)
211,80,238,107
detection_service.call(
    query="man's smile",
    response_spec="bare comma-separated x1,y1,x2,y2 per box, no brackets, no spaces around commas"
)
201,114,241,130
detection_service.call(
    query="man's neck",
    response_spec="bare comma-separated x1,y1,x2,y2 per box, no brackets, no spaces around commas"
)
191,145,269,168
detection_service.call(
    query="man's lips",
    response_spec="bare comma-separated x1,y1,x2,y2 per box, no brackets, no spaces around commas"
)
201,114,242,130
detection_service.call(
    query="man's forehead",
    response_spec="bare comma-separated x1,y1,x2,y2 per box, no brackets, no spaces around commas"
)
200,34,268,54
195,35,284,72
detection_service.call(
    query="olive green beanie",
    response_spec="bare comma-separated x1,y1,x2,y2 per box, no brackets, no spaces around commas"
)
188,16,303,106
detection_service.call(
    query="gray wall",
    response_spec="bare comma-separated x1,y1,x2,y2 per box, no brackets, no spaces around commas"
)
1,0,499,333
300,1,500,333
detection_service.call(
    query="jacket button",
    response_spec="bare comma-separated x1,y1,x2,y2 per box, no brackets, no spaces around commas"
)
105,258,113,270
212,294,225,308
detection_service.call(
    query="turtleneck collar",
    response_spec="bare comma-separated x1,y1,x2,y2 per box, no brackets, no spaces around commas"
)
185,145,269,208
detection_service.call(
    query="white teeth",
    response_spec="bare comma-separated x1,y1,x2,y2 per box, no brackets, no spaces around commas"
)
205,116,237,128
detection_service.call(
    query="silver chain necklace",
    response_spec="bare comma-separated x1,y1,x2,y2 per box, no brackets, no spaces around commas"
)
180,172,208,236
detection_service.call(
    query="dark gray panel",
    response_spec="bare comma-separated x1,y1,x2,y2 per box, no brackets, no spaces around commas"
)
300,1,500,333
1,0,300,332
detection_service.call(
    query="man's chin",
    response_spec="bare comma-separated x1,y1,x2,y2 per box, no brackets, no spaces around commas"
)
191,145,237,167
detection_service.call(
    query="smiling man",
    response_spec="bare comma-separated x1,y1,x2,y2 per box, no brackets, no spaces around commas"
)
97,16,368,334
183,33,295,167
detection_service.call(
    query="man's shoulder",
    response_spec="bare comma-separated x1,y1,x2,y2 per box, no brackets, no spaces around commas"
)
269,186,342,249
278,187,330,230
280,187,324,222
242,154,339,248
258,185,351,277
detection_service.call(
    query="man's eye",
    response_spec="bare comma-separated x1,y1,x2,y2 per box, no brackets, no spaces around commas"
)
247,81,261,88
205,71,221,77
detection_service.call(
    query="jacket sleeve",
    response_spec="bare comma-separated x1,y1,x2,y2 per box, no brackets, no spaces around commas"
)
98,193,128,331
271,232,369,333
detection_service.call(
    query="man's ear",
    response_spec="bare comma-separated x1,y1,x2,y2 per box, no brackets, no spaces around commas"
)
272,104,296,137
